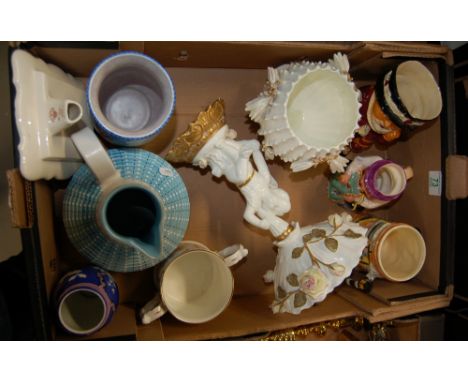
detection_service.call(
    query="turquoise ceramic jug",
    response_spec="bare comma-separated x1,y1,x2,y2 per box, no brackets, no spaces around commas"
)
63,127,190,272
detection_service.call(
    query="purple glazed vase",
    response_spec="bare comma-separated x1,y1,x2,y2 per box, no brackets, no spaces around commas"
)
53,266,119,336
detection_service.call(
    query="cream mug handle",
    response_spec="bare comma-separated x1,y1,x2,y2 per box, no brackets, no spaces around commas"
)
140,295,168,324
218,244,248,267
70,127,121,186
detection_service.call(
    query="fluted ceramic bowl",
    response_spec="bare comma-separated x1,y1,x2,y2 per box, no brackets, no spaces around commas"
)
246,53,361,173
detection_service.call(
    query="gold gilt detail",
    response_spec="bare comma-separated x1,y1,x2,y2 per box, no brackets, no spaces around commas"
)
276,223,295,242
259,317,366,341
237,169,256,189
165,99,226,164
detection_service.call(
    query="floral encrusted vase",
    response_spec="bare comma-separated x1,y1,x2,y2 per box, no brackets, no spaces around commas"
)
264,213,368,314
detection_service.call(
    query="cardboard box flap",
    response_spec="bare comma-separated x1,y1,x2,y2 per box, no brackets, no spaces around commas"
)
446,155,468,200
337,285,451,323
140,293,361,341
6,168,33,228
349,42,452,66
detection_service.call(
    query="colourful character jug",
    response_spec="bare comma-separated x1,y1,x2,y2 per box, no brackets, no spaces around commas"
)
63,127,190,272
328,155,413,210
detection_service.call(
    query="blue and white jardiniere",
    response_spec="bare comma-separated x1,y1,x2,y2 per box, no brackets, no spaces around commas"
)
87,51,175,147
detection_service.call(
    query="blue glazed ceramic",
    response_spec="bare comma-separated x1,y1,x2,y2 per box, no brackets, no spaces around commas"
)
63,147,190,272
87,51,175,147
54,266,119,336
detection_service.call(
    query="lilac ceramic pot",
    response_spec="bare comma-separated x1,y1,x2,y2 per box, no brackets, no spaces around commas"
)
361,159,412,202
53,266,119,336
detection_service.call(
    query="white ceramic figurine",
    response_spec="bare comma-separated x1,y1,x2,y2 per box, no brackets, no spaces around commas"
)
166,99,291,232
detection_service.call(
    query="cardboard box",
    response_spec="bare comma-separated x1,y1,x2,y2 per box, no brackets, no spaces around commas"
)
6,42,456,340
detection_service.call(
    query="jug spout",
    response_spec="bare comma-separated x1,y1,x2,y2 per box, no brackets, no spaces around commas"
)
100,184,164,259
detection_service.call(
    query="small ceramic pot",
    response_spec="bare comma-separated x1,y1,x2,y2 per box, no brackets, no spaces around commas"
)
140,241,248,324
87,51,175,147
358,218,426,282
328,156,413,210
246,53,361,173
361,159,413,202
53,266,119,336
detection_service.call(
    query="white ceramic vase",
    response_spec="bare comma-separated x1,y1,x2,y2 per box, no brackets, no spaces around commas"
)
246,53,361,173
264,213,368,314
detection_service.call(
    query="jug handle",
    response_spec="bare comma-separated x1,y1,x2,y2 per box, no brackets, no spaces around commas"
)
140,294,168,325
404,166,414,180
218,244,248,267
71,127,121,185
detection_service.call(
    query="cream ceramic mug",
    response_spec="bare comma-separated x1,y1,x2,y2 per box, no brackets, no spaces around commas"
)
358,218,426,282
140,241,248,324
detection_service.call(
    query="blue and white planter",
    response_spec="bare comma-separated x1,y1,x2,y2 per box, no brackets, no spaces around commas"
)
54,266,119,336
87,51,176,147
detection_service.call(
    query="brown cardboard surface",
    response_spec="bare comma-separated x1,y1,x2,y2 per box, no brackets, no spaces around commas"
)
138,293,360,341
389,318,421,340
368,279,436,302
34,181,60,300
446,155,468,200
14,42,454,340
386,121,441,289
6,169,32,228
143,41,360,69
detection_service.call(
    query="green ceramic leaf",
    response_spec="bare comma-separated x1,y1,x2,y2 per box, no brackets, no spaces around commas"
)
277,286,286,299
343,229,362,238
294,291,307,308
292,247,304,259
303,229,326,242
325,237,338,252
286,273,299,287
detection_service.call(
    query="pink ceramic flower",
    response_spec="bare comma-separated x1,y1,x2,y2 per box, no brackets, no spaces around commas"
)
299,267,330,299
